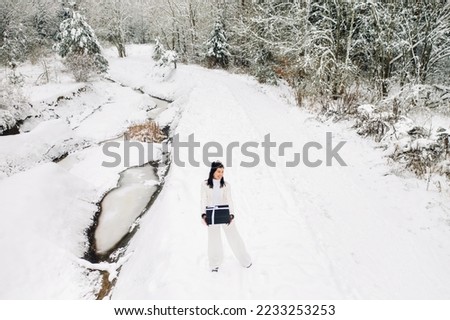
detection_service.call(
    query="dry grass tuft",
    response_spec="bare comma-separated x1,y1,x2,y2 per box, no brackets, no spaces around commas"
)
125,120,166,143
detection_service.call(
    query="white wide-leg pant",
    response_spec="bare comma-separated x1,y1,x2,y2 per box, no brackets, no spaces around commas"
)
208,222,252,269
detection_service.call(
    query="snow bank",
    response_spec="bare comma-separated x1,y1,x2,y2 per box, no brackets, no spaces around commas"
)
0,163,99,299
0,119,83,179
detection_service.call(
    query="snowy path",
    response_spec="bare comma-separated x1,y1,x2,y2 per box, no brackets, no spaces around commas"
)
108,47,450,299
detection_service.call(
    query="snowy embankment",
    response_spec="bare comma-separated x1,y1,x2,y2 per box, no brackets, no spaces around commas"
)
0,163,99,298
0,45,173,299
1,44,449,299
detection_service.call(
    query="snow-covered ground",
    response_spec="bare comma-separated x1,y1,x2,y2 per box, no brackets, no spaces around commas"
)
0,45,173,299
1,45,449,299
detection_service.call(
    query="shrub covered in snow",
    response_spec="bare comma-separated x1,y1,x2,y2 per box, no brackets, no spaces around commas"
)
353,104,398,142
354,103,450,179
384,84,450,116
157,50,178,69
0,71,31,135
254,48,278,85
63,53,97,82
151,39,178,70
0,109,16,134
388,127,449,178
354,100,450,178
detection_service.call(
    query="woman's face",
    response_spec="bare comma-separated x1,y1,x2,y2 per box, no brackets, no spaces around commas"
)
213,167,224,180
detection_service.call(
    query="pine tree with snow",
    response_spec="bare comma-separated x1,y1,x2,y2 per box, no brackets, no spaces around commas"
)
205,19,230,68
55,9,108,81
152,38,164,61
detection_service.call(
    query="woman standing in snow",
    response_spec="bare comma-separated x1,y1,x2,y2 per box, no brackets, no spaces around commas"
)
200,160,252,272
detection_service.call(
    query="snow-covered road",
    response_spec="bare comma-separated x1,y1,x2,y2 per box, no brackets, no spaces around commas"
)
109,46,450,299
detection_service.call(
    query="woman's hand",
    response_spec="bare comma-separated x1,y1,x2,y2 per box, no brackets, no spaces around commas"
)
227,214,235,225
201,213,207,226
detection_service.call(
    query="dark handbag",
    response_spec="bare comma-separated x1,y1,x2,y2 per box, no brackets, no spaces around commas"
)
205,205,230,225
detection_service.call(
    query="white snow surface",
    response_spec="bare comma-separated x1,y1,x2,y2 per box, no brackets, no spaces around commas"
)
0,44,449,299
0,163,99,299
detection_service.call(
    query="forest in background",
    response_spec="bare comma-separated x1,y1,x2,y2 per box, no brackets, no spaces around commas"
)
1,0,449,181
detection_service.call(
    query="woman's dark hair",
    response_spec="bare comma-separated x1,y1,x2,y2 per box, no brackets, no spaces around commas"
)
206,161,225,188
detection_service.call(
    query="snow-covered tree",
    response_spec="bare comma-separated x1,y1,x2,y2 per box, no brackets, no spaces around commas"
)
97,0,129,58
128,0,222,63
0,0,60,65
55,9,108,81
26,0,60,62
0,23,29,65
152,38,165,61
151,37,178,69
229,2,306,85
303,0,361,99
205,18,230,68
127,0,153,44
29,0,60,39
397,1,450,85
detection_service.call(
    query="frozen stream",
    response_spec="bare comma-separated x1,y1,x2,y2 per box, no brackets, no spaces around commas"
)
56,90,171,261
94,163,159,255
48,77,174,298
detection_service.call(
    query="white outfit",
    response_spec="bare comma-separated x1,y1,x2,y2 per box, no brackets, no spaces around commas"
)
212,179,222,205
201,179,251,269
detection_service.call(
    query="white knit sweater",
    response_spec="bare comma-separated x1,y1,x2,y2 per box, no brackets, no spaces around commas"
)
200,179,235,214
212,179,222,205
